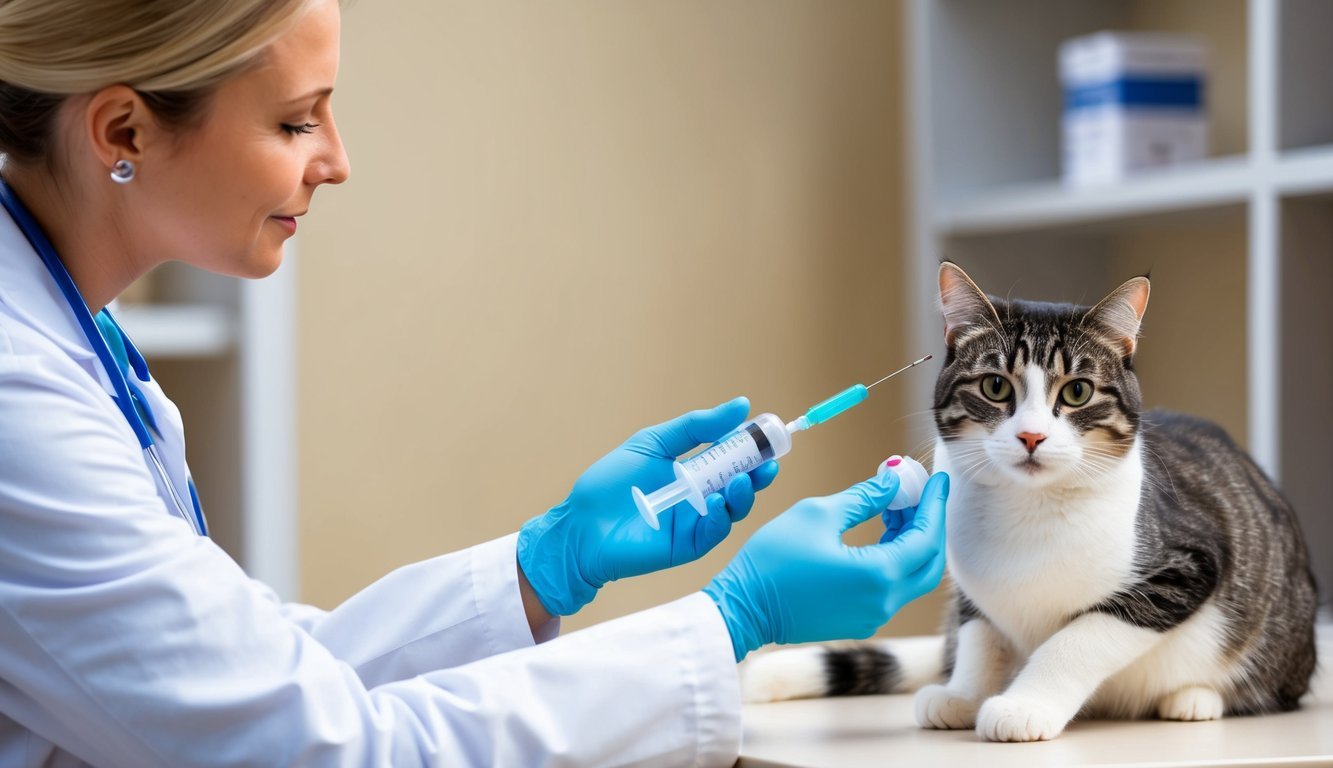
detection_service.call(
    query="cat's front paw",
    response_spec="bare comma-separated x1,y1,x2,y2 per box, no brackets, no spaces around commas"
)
1157,686,1224,721
976,694,1068,742
914,684,980,729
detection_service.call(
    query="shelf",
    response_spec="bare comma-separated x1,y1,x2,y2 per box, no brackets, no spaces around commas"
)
1275,144,1333,196
932,147,1333,240
934,156,1252,236
923,0,1248,199
908,0,1333,606
1279,0,1333,151
1279,197,1333,600
113,303,235,358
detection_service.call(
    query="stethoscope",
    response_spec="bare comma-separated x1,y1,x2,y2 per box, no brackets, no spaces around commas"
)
0,177,208,537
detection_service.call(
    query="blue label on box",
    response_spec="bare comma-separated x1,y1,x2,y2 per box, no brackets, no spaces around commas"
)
1065,77,1203,112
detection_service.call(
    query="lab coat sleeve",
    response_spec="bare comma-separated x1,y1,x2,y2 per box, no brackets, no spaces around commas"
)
0,353,742,767
377,592,742,767
248,533,554,687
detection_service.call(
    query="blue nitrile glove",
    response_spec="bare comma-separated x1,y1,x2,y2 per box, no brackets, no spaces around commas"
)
517,397,781,616
704,471,949,662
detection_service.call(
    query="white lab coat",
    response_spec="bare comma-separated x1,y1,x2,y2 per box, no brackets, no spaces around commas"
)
0,205,742,767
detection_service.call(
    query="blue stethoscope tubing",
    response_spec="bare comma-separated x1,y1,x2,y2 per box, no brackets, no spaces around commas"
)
0,177,208,537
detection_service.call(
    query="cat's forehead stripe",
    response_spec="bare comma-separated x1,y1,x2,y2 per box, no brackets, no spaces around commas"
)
948,306,1109,381
949,299,1130,389
1007,338,1029,371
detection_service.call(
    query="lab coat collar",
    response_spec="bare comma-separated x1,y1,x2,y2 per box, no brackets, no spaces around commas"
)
0,195,101,364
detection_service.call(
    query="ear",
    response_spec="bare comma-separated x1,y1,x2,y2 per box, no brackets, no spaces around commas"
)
939,261,1001,347
1084,276,1150,357
81,85,157,175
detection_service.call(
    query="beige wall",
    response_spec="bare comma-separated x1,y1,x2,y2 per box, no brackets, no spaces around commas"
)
1109,218,1250,446
297,2,944,633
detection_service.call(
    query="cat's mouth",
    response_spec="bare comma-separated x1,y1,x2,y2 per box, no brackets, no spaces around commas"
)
1017,456,1046,474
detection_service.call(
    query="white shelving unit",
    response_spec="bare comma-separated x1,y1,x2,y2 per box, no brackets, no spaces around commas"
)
905,0,1333,596
115,245,299,599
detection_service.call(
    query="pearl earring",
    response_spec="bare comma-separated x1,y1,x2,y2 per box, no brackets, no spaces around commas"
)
110,159,136,184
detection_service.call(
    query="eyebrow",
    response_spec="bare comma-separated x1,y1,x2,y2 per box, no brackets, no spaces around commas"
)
284,86,334,104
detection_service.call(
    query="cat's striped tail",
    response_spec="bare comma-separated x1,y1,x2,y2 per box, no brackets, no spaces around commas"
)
740,636,945,703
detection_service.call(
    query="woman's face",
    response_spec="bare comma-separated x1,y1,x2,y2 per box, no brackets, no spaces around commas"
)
141,0,349,278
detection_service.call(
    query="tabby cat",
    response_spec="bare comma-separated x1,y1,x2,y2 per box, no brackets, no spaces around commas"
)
742,261,1317,742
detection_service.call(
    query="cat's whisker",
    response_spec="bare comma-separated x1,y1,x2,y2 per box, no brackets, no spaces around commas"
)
957,454,992,483
894,408,937,425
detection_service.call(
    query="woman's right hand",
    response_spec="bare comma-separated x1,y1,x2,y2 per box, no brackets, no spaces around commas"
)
703,471,949,662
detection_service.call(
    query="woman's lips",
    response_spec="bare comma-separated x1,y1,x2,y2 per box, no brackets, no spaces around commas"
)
271,215,297,234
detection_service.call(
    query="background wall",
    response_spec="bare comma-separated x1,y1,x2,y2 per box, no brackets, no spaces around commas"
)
297,2,947,633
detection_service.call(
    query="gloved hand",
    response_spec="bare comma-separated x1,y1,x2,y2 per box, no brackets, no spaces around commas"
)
517,397,780,616
704,471,949,662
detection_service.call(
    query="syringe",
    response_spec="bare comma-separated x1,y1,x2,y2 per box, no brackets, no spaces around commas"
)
631,354,934,530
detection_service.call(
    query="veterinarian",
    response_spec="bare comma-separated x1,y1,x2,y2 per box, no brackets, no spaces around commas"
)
0,1,949,764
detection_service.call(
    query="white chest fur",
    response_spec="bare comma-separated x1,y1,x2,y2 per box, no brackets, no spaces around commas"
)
934,437,1145,655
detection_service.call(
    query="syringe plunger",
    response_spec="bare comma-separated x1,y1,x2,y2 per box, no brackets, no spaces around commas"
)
632,356,934,529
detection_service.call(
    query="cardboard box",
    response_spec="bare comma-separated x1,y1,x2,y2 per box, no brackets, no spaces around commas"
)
1060,32,1207,186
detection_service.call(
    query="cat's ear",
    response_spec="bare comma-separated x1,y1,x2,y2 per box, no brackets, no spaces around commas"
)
1084,276,1151,357
939,261,1001,347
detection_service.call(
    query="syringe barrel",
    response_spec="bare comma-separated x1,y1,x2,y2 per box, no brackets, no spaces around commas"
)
804,383,868,427
679,412,792,497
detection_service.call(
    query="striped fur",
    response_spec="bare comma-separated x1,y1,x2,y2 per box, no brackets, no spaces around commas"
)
741,262,1318,742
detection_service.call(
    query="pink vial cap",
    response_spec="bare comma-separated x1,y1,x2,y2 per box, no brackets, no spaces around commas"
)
884,456,902,468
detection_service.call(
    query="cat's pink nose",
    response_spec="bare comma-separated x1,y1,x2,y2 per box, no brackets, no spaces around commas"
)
1017,432,1046,454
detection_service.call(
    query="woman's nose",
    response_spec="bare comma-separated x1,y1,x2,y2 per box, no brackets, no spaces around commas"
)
312,121,351,186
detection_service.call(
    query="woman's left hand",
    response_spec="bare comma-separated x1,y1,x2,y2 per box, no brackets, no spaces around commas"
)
516,397,779,616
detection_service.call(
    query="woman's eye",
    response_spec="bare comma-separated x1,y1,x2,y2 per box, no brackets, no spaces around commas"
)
1060,379,1094,407
980,375,1013,402
281,122,320,135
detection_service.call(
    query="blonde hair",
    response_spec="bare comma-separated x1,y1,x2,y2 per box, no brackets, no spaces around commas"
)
0,0,318,165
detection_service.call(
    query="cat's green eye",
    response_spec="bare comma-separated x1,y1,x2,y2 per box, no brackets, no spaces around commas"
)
1060,379,1094,407
980,375,1013,402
